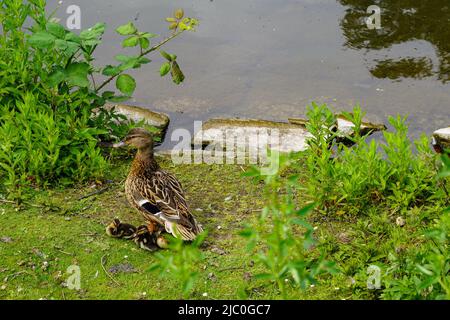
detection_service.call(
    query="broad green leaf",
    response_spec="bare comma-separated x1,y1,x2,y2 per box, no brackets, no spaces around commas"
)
140,32,158,39
101,91,115,99
139,37,150,49
115,54,138,63
122,36,139,48
65,62,90,87
159,62,171,76
28,31,56,49
47,22,66,39
65,40,80,55
418,277,438,291
114,55,141,70
80,23,106,40
116,22,137,35
65,32,81,44
54,39,68,50
116,74,136,96
138,57,151,64
416,264,434,276
47,68,66,87
102,65,121,77
55,39,79,56
82,39,101,47
160,50,173,62
119,58,140,71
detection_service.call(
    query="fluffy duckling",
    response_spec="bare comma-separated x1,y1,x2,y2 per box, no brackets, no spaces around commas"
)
156,234,169,249
105,218,137,239
113,128,203,241
134,225,159,252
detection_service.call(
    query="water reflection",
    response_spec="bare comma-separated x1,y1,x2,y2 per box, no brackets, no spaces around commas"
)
50,0,448,140
339,0,450,82
370,57,433,81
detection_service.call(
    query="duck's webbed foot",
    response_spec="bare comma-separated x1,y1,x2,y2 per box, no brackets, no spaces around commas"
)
105,218,137,239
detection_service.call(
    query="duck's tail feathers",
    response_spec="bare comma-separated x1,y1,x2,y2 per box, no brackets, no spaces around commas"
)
165,220,203,241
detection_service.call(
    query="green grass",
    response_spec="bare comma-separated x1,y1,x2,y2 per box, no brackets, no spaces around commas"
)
0,156,268,300
0,155,447,300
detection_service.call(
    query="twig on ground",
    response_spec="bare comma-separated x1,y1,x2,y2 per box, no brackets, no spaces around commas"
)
78,186,110,201
4,270,27,281
80,232,98,237
0,199,55,210
56,249,73,256
101,254,120,286
0,199,16,205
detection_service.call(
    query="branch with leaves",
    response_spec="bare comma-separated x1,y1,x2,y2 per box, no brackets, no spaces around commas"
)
28,8,198,106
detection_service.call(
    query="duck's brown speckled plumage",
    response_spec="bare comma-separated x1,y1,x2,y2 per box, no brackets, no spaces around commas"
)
123,128,203,241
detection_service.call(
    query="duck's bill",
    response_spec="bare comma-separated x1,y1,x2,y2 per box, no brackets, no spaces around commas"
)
113,141,126,148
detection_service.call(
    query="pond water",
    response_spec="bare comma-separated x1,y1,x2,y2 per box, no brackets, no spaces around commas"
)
54,0,450,146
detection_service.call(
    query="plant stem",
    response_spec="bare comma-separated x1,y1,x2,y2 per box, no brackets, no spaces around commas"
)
90,73,97,91
95,30,184,93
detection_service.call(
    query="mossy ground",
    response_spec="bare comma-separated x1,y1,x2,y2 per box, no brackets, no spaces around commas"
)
0,155,444,300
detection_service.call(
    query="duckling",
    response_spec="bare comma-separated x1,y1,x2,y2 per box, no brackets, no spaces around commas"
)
156,234,169,249
113,128,204,241
133,225,159,252
105,218,137,239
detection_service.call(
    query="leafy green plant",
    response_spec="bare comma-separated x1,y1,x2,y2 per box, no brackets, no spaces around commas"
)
241,152,337,299
382,155,450,300
438,154,450,180
239,103,448,300
24,4,197,104
0,92,108,198
299,104,442,216
0,0,198,198
149,232,207,299
382,208,449,300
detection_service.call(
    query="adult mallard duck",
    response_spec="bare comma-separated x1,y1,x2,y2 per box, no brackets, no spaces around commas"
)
113,128,203,241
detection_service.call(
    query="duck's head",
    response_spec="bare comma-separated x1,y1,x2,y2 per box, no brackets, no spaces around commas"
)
113,128,153,150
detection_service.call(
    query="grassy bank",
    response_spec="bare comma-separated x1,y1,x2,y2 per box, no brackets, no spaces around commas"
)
1,153,447,300
0,156,261,299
